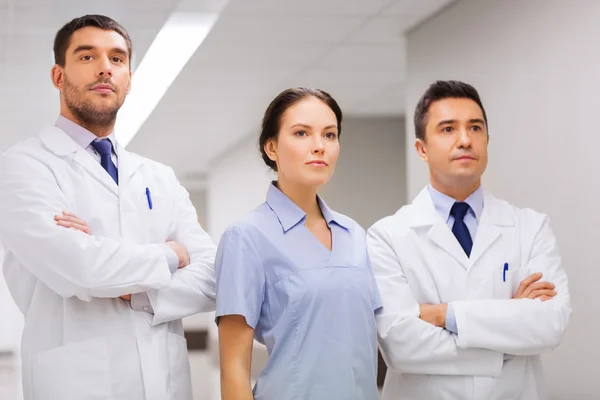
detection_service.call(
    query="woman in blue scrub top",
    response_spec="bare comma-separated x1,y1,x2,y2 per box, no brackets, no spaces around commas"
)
216,87,382,400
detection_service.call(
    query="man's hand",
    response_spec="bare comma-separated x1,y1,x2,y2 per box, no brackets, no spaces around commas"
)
513,272,557,301
419,304,448,327
54,211,131,302
166,241,190,269
54,211,91,234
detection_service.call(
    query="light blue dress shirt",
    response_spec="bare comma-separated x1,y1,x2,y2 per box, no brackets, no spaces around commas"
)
427,184,483,334
215,182,382,400
55,115,178,312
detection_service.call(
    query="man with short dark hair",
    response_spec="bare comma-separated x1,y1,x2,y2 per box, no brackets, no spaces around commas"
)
367,80,571,399
0,15,216,400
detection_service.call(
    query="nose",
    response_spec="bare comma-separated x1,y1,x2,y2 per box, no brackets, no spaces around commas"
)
457,127,472,148
97,56,113,78
312,135,325,154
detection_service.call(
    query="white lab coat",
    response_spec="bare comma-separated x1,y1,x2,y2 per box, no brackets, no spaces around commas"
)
367,187,571,400
0,126,217,400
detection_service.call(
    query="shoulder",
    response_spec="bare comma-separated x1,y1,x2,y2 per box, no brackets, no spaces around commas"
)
0,137,52,178
220,203,275,243
486,193,550,231
368,203,416,240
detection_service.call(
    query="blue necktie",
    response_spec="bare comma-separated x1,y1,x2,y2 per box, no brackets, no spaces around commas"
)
91,139,118,185
450,202,472,257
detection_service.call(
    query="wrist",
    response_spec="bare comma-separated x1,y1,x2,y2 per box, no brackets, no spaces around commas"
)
438,304,448,327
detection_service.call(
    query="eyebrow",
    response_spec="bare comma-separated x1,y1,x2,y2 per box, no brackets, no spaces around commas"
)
73,45,128,57
290,123,338,130
436,118,486,128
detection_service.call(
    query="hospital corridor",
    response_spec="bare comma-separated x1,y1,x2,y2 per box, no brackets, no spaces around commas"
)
0,0,597,399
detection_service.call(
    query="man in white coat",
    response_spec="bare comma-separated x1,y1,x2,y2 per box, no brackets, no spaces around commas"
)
367,80,571,400
0,15,216,400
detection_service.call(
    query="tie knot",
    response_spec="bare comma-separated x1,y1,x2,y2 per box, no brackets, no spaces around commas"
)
91,138,113,157
450,202,471,221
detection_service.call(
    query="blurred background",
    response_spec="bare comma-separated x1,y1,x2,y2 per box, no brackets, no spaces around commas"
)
0,0,597,399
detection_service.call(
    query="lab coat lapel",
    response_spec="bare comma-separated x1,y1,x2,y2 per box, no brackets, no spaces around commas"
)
410,188,470,270
40,126,118,197
115,144,147,243
116,143,143,185
469,194,514,266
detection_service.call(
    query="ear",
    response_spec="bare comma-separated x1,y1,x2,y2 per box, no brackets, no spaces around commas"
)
264,138,278,165
415,138,428,162
51,64,64,91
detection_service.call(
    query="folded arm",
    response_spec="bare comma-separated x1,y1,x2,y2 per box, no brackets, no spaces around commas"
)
0,154,173,302
452,217,571,355
367,222,503,377
146,173,217,325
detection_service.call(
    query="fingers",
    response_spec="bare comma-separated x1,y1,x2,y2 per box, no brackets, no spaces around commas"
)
528,289,557,299
56,219,91,234
539,295,553,302
55,215,87,226
515,272,542,297
521,281,555,298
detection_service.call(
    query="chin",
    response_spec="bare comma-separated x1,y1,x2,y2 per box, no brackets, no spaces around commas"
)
301,173,331,188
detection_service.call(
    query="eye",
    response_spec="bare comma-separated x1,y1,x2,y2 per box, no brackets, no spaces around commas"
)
80,55,93,61
442,126,453,133
112,56,124,63
471,125,482,131
295,131,307,137
324,132,337,139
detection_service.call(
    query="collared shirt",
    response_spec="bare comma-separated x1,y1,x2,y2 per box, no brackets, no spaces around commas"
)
428,183,484,239
428,184,483,334
55,115,118,166
215,182,382,400
54,115,178,312
428,184,512,361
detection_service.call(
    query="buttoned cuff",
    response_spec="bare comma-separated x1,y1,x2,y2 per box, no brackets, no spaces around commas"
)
130,293,154,314
446,302,458,334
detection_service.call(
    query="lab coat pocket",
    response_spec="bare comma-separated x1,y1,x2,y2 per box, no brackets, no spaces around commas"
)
167,333,193,399
141,192,173,242
32,337,111,400
493,268,529,299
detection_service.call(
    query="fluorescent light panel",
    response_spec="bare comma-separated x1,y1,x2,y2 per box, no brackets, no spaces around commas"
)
116,12,218,147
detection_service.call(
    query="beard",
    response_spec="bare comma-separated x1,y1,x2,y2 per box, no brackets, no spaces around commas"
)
63,74,123,130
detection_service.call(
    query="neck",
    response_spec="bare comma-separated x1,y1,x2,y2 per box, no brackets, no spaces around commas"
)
430,175,481,202
60,109,114,138
276,179,322,222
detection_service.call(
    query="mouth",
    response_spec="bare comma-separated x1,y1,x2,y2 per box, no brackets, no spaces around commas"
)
454,155,476,161
90,84,114,93
306,160,328,167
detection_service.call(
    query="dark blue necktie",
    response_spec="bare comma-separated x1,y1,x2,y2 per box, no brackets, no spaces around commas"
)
450,202,472,257
91,139,118,185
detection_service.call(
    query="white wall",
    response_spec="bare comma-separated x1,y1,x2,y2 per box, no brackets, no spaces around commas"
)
406,0,599,397
320,117,406,228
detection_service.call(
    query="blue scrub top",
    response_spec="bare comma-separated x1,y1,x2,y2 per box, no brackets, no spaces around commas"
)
215,182,382,400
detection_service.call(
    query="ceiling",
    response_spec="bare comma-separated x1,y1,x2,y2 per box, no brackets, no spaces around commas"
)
0,0,454,187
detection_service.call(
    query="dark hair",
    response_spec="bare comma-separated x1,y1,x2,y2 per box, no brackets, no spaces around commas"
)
259,87,343,171
54,15,133,67
414,80,488,141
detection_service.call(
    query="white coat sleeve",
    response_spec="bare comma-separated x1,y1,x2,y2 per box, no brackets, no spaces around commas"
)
367,221,504,377
451,216,571,355
0,153,173,301
146,173,216,325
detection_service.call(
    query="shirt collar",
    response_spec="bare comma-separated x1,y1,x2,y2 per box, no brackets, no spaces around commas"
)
55,115,118,156
266,181,347,232
428,183,484,223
